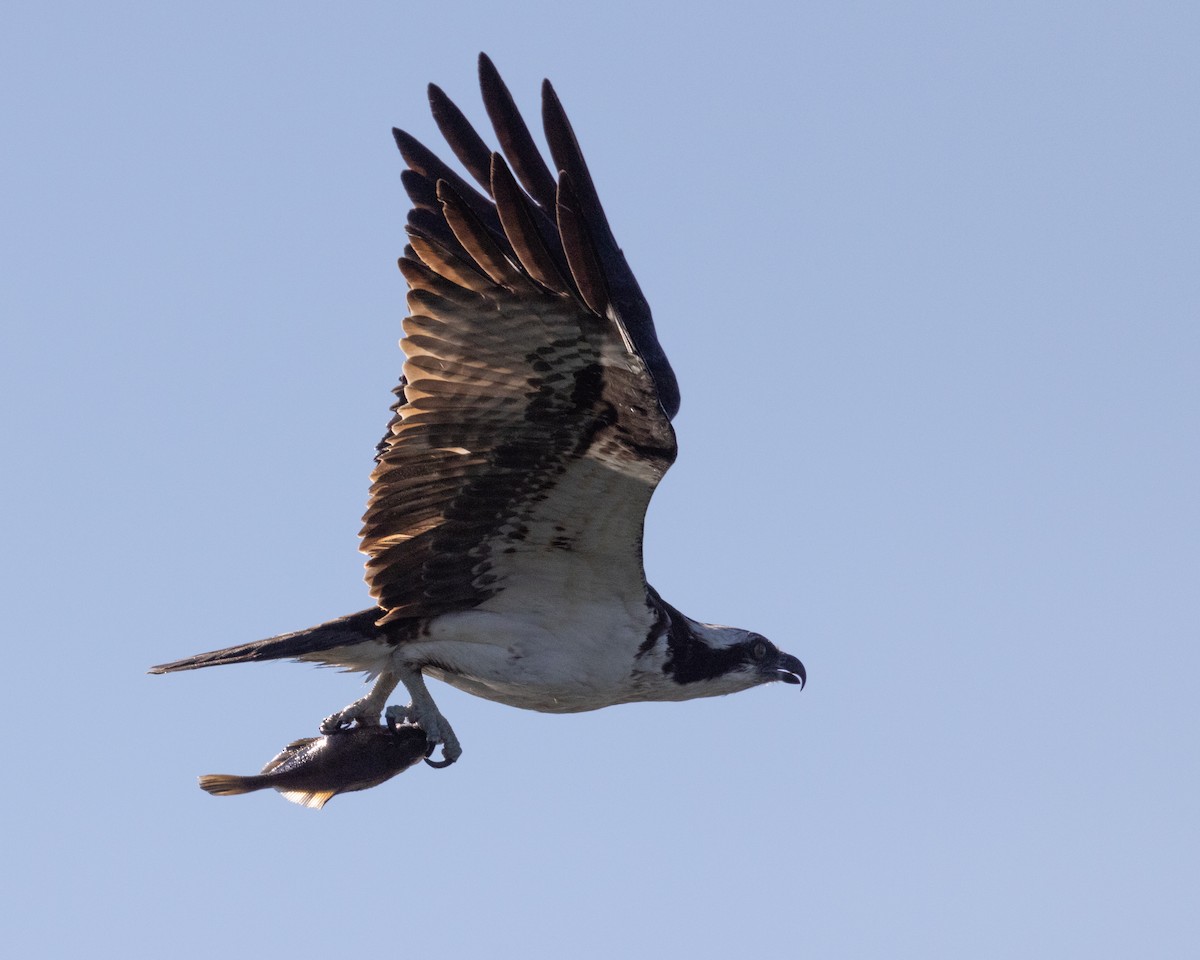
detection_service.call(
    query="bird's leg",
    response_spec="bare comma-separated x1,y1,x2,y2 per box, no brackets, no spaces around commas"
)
384,665,461,767
320,671,399,733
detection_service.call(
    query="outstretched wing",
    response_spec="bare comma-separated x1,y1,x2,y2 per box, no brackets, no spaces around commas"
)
361,54,679,625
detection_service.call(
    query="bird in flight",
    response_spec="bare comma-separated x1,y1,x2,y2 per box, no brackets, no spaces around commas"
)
151,54,805,767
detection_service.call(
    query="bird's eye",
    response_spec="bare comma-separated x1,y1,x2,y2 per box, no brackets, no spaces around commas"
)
750,638,769,661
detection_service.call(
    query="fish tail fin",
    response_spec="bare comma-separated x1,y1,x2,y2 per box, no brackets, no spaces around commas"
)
198,774,271,796
199,776,335,809
148,608,384,674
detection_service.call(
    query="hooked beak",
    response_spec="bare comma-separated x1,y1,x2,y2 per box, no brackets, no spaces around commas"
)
775,652,806,689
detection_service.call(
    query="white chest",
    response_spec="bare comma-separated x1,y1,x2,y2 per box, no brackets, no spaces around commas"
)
396,597,664,713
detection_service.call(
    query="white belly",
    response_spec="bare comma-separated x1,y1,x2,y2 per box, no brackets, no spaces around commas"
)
396,602,662,713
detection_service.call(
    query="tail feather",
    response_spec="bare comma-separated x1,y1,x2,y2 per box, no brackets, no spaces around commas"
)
148,608,382,674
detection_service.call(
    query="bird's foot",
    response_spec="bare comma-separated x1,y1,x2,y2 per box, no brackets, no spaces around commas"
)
319,673,400,734
383,703,416,726
320,700,382,734
384,702,461,768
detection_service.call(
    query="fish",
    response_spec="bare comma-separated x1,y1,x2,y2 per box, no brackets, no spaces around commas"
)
198,721,431,809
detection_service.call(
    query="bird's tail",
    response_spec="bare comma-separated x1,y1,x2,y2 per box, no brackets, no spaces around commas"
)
148,608,383,674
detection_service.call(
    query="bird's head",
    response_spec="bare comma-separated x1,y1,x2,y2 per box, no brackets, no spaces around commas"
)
661,618,806,695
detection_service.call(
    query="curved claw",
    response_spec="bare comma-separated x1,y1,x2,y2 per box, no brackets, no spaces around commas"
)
422,739,453,767
319,712,357,734
383,686,461,767
417,738,453,768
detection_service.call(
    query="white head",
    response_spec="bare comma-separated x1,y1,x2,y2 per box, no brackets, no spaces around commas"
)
655,612,805,698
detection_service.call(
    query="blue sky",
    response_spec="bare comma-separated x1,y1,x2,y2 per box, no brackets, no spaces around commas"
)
4,1,1198,956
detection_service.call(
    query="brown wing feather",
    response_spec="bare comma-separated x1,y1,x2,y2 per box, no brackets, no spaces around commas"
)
490,153,574,296
362,57,678,623
479,53,559,213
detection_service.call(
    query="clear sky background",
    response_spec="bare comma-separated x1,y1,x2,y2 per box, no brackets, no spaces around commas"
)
3,1,1197,956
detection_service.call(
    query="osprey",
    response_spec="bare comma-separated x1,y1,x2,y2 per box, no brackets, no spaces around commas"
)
151,54,805,766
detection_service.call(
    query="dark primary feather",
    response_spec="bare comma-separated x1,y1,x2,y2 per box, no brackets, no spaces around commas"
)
554,170,610,316
478,53,559,212
538,77,679,418
360,54,681,625
392,128,504,240
490,154,573,293
428,82,498,199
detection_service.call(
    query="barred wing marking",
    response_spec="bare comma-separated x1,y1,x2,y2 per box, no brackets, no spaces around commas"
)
361,56,679,624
